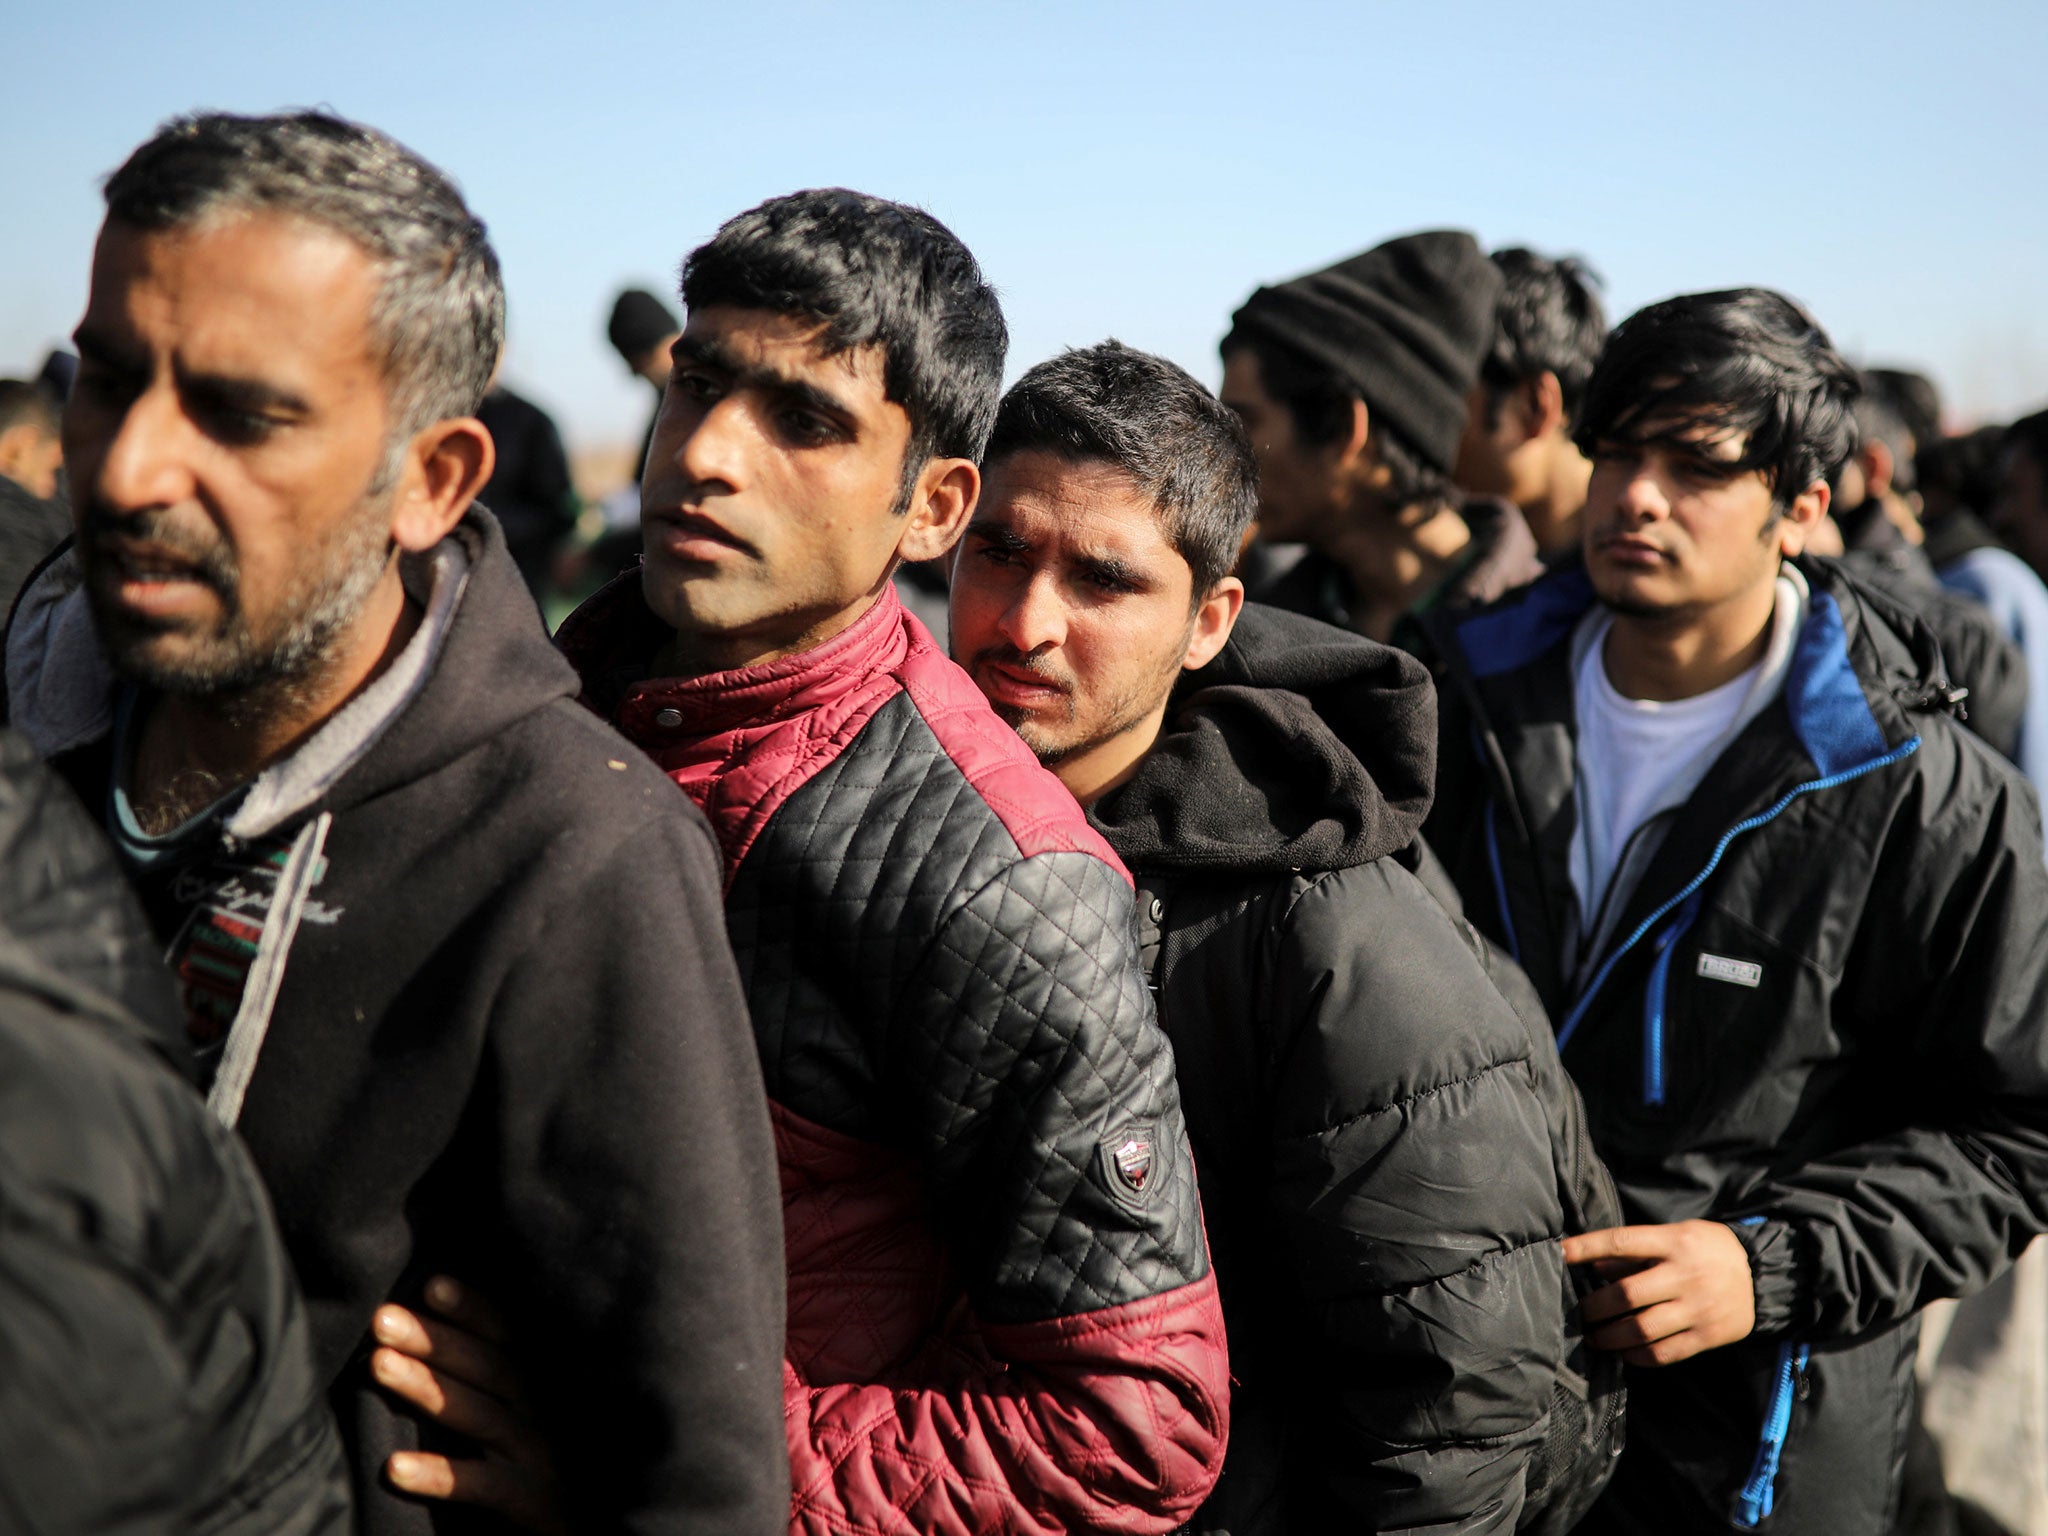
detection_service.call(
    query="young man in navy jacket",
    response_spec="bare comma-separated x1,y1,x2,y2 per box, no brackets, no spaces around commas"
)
1423,289,2048,1534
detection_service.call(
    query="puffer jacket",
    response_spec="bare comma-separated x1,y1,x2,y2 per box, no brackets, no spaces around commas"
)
1423,554,2048,1534
558,574,1230,1536
0,725,350,1534
1089,603,1575,1535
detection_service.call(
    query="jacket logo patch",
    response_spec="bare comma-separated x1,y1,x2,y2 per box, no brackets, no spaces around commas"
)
1104,1130,1155,1197
1696,952,1764,988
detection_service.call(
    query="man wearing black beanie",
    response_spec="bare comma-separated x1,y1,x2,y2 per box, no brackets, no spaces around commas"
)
1223,230,1544,645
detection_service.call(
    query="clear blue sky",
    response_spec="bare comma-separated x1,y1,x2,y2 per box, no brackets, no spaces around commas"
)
7,0,2044,450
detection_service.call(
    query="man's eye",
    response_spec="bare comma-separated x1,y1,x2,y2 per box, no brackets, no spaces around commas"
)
671,371,721,403
1083,569,1136,594
779,409,839,446
974,542,1021,568
198,403,279,447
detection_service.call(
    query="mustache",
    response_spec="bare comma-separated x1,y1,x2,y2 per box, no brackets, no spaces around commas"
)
78,501,239,597
967,642,1074,696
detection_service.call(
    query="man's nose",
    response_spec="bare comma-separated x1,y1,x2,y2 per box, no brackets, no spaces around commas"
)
88,384,198,513
1611,460,1670,523
662,392,748,497
997,572,1067,654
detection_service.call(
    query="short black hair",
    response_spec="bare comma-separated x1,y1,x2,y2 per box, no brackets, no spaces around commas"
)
0,379,60,440
985,341,1258,598
1863,367,1943,453
1479,248,1608,423
1850,391,1916,495
1218,329,1451,510
103,111,504,440
1574,288,1859,507
681,189,1007,511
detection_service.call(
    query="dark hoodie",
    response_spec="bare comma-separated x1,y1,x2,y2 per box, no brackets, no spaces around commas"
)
2,510,789,1536
1091,603,1575,1536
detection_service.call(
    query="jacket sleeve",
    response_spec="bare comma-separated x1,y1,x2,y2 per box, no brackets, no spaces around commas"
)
782,849,1229,1536
1732,743,2048,1341
1264,863,1567,1535
488,806,790,1536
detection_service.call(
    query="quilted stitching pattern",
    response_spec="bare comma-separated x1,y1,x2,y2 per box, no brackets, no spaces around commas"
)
730,690,1207,1322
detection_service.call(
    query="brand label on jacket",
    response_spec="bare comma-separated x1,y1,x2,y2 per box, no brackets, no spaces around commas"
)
1696,952,1764,988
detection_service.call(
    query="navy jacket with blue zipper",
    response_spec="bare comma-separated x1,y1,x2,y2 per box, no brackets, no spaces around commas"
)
1420,553,2048,1535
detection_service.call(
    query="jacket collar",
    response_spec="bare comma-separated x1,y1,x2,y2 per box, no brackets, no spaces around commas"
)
1450,555,1911,781
557,569,912,747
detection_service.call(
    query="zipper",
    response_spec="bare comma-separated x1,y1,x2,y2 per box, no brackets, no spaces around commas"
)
1555,737,1920,1056
1640,893,1703,1105
1485,796,1522,964
1733,1342,1811,1528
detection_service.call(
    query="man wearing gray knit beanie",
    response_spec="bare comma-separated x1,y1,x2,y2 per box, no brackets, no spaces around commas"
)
1223,230,1544,646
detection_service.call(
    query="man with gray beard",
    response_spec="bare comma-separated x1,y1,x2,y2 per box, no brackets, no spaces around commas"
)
1,110,788,1536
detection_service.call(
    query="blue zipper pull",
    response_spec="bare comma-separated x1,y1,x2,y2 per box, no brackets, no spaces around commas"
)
1733,1342,1810,1528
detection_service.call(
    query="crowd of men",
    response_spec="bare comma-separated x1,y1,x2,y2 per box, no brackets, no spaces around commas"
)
4,107,2048,1536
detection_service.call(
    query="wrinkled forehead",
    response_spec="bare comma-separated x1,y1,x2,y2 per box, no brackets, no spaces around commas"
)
977,451,1172,547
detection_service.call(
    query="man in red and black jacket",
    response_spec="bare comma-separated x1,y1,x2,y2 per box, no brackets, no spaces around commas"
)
397,189,1230,1534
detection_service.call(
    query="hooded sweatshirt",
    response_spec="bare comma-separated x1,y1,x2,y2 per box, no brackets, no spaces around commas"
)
3,510,790,1536
1091,603,1581,1536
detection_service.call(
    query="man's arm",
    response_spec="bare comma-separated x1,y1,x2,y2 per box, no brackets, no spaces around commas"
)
1263,864,1567,1535
1726,754,2048,1342
484,807,788,1536
782,849,1228,1536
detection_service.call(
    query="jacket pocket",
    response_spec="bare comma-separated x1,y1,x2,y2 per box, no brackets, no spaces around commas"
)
1731,1341,1810,1528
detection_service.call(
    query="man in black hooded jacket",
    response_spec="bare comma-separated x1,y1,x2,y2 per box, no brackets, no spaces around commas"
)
3,111,786,1534
1423,290,2048,1534
948,340,1600,1535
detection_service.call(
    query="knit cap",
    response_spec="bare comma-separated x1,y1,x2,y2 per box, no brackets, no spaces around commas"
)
1229,230,1503,476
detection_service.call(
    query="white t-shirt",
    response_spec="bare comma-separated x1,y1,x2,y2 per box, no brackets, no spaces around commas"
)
1568,572,1808,969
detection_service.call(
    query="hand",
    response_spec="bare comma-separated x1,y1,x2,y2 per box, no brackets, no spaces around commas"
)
1561,1220,1757,1366
371,1275,570,1535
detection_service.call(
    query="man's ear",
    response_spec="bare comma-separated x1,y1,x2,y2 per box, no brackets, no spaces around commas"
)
1776,479,1831,556
1529,371,1567,440
1862,439,1896,501
1182,576,1244,671
1336,396,1373,471
896,457,980,564
388,418,495,553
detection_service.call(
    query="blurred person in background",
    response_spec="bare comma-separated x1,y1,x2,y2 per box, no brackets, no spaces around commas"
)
0,377,74,611
1223,230,1544,647
1454,247,1608,558
1818,391,2030,764
1995,409,2048,583
475,375,577,602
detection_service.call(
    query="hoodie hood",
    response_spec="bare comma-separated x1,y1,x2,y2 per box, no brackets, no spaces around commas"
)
1090,603,1435,876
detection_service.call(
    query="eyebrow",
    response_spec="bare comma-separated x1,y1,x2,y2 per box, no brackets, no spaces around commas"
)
673,333,858,424
73,323,314,417
965,518,1029,551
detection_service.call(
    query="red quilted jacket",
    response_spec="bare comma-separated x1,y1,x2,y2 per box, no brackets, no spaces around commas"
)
560,576,1229,1535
